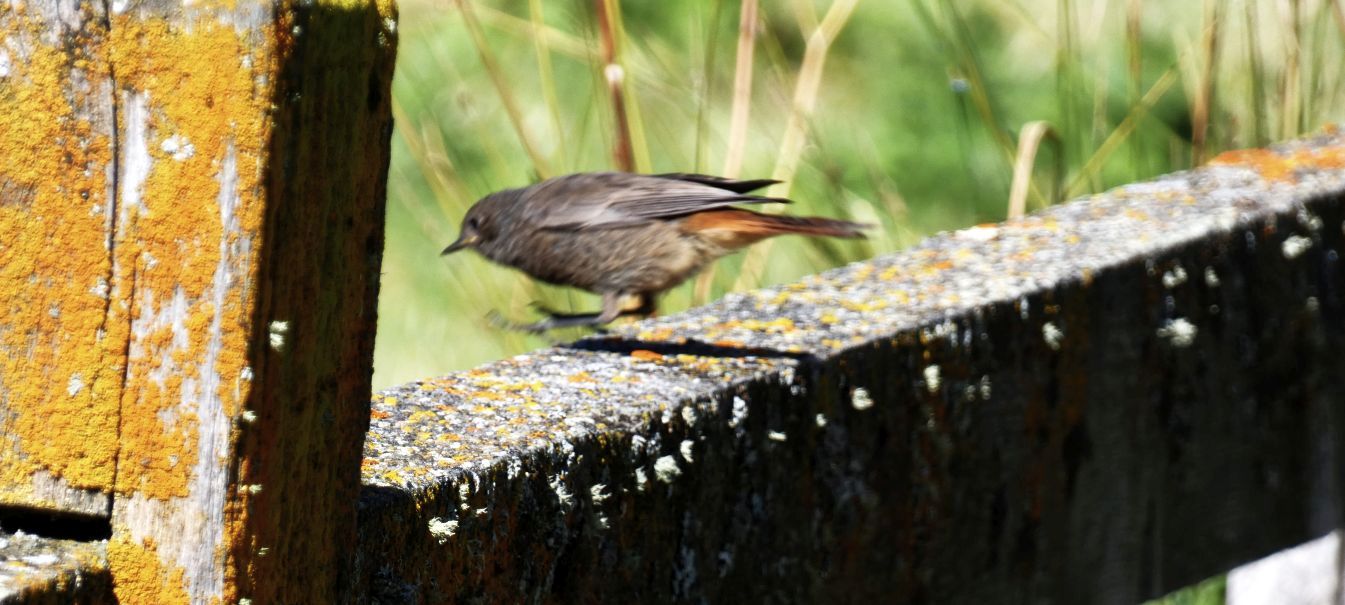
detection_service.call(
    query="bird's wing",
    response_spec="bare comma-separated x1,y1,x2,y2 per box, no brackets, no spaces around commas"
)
530,172,790,230
650,173,781,194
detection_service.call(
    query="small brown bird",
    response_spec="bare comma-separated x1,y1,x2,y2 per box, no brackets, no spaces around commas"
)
442,172,867,332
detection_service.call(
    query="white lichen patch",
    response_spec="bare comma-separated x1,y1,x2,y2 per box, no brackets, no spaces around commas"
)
160,135,195,161
635,467,648,492
924,365,942,394
427,517,458,544
654,455,681,483
1282,235,1313,259
549,474,573,509
1158,318,1198,348
1297,208,1323,231
767,431,787,442
590,483,609,505
679,440,695,463
1042,322,1063,351
67,373,84,396
815,413,828,428
22,554,59,566
851,387,874,410
956,225,1000,242
728,396,748,428
267,320,289,351
1204,267,1220,287
1162,265,1188,288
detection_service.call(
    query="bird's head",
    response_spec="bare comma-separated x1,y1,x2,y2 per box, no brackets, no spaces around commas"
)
441,196,502,256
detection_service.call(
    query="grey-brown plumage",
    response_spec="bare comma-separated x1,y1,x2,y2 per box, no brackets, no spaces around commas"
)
442,171,867,331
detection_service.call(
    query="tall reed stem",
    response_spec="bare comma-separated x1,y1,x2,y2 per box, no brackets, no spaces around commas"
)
595,0,635,172
731,0,861,293
455,0,553,178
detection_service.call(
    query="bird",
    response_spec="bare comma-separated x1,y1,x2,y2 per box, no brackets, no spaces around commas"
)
441,171,868,332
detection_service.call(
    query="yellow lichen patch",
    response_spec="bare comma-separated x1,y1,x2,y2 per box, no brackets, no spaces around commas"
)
0,4,121,497
106,16,272,500
732,317,796,333
635,327,674,341
1210,146,1345,182
840,299,890,312
108,537,191,604
469,390,507,401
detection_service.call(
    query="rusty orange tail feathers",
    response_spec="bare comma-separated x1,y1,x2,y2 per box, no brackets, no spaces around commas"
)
681,209,868,249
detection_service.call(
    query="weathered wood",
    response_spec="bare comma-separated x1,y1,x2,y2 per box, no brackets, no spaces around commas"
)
356,133,1345,603
0,0,395,602
0,532,111,604
0,0,119,518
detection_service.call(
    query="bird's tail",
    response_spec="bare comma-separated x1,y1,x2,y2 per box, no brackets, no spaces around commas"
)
682,209,869,249
742,213,870,239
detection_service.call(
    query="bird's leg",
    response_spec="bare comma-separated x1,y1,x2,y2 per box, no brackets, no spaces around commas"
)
531,294,656,320
630,293,657,317
501,292,636,333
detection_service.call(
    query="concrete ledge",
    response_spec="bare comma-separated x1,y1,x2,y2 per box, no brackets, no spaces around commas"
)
1227,530,1343,604
355,132,1345,603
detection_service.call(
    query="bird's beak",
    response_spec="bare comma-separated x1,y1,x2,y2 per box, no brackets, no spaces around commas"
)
440,234,478,255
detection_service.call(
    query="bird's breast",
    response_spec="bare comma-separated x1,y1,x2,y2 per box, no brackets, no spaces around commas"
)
479,222,719,295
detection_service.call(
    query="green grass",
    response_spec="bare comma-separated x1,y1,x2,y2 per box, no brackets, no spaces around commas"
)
374,0,1345,390
1147,574,1226,605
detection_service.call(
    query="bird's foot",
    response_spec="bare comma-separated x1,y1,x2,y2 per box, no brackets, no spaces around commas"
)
527,301,581,320
488,309,608,333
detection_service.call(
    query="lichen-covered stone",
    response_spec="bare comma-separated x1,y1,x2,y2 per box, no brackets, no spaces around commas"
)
358,131,1345,604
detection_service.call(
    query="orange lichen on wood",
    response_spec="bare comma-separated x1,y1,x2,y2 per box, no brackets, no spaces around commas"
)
108,537,191,605
8,0,394,600
106,15,271,501
1209,145,1345,182
99,13,279,605
0,3,121,502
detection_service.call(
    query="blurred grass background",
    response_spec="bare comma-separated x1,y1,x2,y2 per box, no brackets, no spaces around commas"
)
375,0,1345,391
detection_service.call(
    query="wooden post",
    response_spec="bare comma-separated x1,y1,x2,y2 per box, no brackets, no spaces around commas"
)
0,0,119,519
0,0,396,602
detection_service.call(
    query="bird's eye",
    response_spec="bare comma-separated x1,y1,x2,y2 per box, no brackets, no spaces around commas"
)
466,217,480,231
